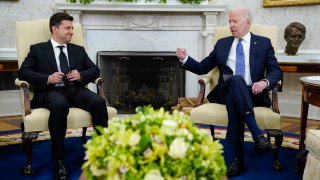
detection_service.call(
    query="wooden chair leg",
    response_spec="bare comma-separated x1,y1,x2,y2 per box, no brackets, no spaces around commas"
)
82,127,87,143
22,137,33,175
267,129,283,171
210,125,215,140
21,131,39,175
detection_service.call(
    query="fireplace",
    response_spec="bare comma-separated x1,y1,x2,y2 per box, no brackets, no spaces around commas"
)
55,2,227,112
97,51,184,113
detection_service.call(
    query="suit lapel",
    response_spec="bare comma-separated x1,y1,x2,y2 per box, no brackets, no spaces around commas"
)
43,40,59,72
249,33,258,77
222,37,234,65
66,44,76,69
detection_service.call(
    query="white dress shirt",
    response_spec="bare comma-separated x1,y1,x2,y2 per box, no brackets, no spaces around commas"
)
50,39,69,86
180,32,269,87
51,38,70,72
226,32,253,86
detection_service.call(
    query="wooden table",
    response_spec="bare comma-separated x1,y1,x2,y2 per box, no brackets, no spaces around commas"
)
297,76,320,177
0,60,18,72
279,62,320,73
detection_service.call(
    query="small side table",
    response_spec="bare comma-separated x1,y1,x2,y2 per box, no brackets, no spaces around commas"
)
297,76,320,177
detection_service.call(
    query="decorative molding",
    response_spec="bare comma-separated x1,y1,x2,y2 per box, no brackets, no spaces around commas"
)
56,2,228,14
0,48,17,61
124,15,161,30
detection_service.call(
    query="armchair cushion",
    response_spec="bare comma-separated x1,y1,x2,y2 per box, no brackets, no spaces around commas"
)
303,129,320,180
24,107,117,132
191,104,281,130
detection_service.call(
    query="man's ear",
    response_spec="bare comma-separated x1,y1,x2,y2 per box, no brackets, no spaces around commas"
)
51,26,58,33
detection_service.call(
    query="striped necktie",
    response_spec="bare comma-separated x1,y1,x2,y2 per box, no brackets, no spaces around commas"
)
235,38,245,78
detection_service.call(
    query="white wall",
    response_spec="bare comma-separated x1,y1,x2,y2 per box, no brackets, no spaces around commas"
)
0,0,319,50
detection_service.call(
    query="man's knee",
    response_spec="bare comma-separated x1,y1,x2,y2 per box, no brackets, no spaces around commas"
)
229,75,247,87
229,75,245,83
92,96,106,107
50,101,69,111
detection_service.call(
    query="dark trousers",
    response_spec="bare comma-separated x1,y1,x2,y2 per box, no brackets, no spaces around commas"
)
213,75,270,145
31,87,108,159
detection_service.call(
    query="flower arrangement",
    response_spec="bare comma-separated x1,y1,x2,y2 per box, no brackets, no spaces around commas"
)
82,106,226,179
66,0,206,5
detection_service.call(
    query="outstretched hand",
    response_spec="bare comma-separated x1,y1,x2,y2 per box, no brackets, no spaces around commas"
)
176,48,187,60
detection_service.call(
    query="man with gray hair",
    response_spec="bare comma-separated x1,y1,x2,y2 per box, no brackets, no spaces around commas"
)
176,7,282,177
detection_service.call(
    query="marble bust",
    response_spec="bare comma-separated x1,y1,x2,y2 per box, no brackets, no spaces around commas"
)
284,22,306,55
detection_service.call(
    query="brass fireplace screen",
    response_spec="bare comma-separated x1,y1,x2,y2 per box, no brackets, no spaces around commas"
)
97,51,185,114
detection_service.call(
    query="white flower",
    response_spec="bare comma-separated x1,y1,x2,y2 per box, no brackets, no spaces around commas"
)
202,160,210,168
162,119,177,128
143,148,154,158
144,169,164,180
161,119,177,135
176,128,189,136
119,164,129,174
168,138,189,159
128,132,141,146
178,175,188,180
176,129,193,141
90,164,106,176
109,173,121,180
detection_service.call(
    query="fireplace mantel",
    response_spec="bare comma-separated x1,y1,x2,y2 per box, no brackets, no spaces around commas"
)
56,2,228,28
55,2,228,97
55,2,228,14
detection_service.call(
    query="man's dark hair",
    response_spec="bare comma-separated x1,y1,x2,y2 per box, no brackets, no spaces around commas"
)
49,12,73,33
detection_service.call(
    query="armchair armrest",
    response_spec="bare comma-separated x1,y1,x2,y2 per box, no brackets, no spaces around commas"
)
271,81,281,114
15,78,32,116
195,76,213,107
93,78,110,106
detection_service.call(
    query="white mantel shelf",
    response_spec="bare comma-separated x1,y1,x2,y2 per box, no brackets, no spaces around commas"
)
55,3,228,14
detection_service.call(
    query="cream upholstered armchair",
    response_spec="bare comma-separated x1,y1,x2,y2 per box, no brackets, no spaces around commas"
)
15,19,117,175
190,24,283,170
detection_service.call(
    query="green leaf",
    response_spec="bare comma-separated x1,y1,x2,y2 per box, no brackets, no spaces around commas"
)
139,134,151,151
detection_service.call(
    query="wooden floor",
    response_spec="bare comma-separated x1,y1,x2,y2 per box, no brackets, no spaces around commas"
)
0,115,319,134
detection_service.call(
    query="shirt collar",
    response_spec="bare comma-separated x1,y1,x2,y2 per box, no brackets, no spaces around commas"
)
50,38,67,48
236,32,251,43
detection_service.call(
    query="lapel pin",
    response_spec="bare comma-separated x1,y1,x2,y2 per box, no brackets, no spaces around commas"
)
254,42,257,45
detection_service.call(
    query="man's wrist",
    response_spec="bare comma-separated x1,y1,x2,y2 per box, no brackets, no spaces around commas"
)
47,75,51,85
261,79,269,88
179,55,188,65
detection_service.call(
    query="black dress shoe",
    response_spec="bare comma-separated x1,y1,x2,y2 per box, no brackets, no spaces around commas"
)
54,160,68,180
226,158,245,177
254,135,276,152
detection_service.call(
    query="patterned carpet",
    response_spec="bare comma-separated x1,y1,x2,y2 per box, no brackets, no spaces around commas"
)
0,126,299,149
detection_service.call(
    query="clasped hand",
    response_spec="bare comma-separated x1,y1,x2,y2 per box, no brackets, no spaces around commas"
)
252,80,268,94
48,70,81,85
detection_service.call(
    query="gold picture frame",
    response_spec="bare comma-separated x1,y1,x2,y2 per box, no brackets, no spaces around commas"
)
263,0,320,8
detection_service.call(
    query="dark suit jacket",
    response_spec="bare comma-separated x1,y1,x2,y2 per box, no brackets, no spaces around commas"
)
182,33,282,105
17,40,100,101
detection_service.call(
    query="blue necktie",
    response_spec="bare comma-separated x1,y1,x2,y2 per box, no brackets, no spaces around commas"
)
235,38,245,78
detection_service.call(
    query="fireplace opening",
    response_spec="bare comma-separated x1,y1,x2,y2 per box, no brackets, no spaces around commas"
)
97,51,185,114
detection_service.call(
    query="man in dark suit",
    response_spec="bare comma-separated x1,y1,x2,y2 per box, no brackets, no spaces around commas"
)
176,8,282,177
17,12,108,179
